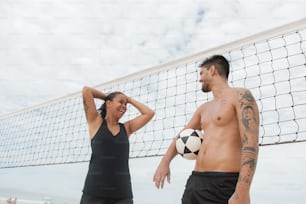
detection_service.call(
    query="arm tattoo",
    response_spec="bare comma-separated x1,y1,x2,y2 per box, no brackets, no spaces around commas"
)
238,89,259,187
232,191,239,200
241,146,257,169
239,90,258,132
242,134,248,145
240,91,255,105
238,145,258,186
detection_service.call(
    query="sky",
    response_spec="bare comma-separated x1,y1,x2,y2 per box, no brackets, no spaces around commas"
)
0,0,306,116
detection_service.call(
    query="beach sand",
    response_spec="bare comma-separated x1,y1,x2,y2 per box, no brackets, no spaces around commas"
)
0,201,13,204
0,200,45,204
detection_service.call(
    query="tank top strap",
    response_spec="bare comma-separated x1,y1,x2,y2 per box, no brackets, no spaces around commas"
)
118,122,128,137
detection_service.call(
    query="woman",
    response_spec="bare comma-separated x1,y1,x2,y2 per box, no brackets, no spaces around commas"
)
80,86,155,204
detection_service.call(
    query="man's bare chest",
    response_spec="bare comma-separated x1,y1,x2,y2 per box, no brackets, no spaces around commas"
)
201,100,236,127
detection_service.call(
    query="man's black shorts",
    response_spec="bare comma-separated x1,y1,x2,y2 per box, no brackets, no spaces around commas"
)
181,171,239,204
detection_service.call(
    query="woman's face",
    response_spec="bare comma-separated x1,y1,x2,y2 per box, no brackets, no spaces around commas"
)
107,94,127,119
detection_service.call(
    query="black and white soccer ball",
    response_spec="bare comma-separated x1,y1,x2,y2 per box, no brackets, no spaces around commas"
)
175,128,204,160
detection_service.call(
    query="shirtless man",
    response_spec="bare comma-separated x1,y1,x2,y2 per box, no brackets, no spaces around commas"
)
153,55,259,204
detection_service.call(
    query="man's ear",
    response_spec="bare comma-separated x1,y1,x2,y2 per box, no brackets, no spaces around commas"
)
210,64,217,76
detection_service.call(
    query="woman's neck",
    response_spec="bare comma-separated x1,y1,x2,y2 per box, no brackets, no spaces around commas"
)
105,116,118,125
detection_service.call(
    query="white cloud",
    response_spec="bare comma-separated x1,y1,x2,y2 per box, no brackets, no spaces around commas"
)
0,0,306,115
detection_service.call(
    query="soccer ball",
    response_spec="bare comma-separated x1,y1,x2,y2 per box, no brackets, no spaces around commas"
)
176,128,204,160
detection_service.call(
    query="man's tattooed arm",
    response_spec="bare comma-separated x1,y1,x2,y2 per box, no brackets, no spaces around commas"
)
234,88,260,199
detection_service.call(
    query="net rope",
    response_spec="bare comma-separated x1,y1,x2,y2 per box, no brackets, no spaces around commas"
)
0,19,305,168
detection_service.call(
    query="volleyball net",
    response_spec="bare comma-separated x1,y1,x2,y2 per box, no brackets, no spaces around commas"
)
0,19,305,168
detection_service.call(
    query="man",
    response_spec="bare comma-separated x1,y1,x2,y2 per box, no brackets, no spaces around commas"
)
153,55,259,204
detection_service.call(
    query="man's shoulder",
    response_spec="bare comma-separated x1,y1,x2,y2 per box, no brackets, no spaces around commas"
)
229,87,253,96
225,87,254,104
230,87,249,92
196,100,213,112
229,87,256,105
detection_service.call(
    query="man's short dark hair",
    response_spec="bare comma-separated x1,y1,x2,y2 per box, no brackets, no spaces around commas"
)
199,55,230,79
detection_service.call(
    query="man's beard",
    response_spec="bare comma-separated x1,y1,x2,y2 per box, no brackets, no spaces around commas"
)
201,83,210,92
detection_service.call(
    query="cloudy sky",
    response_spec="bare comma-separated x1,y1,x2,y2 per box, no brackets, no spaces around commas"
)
0,0,306,116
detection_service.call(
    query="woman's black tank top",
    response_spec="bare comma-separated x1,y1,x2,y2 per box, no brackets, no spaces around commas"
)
82,120,132,199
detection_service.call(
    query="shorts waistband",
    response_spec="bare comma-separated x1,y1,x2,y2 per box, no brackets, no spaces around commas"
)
192,171,239,177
